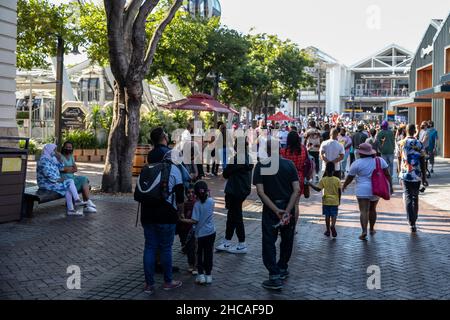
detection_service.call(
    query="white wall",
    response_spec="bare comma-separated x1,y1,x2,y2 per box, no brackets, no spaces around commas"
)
326,64,351,114
0,0,17,131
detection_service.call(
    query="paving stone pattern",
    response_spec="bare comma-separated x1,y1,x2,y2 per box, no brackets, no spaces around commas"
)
1,169,450,300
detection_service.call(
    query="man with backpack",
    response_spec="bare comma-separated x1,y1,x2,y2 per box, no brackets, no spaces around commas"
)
398,124,428,233
137,127,185,295
376,121,396,176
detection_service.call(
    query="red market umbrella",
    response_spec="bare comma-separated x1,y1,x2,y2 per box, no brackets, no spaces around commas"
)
267,111,295,122
162,94,238,114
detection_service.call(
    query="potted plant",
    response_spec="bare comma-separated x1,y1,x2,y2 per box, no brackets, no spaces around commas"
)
81,131,97,160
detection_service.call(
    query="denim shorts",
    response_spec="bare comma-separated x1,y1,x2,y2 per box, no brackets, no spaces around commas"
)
322,205,338,217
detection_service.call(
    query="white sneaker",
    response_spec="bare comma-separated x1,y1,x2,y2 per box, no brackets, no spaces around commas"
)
227,243,248,254
195,274,206,285
215,241,231,251
67,209,83,216
74,200,87,208
83,206,97,214
205,275,212,284
86,199,96,209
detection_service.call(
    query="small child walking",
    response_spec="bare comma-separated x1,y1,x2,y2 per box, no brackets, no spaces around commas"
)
178,184,197,275
180,180,216,285
309,162,341,238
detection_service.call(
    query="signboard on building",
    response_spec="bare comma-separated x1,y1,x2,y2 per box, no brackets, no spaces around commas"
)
62,107,85,130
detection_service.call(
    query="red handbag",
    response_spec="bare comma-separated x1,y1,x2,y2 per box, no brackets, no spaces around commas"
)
372,157,390,200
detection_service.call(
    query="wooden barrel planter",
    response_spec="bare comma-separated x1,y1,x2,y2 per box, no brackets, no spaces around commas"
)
132,144,151,176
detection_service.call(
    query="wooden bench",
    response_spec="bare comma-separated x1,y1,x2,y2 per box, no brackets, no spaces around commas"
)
23,185,89,218
23,186,66,218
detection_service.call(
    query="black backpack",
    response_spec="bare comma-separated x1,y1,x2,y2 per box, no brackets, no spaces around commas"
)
134,161,173,205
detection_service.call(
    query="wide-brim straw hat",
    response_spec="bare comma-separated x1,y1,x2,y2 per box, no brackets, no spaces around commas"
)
358,143,376,156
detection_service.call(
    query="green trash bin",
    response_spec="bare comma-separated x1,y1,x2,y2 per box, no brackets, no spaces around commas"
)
0,137,29,223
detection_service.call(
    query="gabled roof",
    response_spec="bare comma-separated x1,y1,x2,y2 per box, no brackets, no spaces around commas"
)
410,19,443,61
433,11,450,43
431,19,443,29
304,46,340,65
350,43,413,69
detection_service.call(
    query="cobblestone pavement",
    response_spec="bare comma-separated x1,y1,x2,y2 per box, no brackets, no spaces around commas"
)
1,161,450,300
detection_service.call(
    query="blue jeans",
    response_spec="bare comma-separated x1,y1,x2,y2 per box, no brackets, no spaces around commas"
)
261,203,295,277
381,154,394,177
143,224,176,286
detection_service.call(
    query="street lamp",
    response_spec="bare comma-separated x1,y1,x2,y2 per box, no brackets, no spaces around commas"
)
54,35,64,148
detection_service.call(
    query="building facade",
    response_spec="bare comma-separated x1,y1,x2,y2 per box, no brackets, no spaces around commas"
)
343,44,412,121
0,0,18,138
284,44,412,120
394,15,450,158
186,0,221,19
285,47,342,117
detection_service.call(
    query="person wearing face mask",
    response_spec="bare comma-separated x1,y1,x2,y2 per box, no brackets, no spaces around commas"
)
60,141,96,213
36,144,87,216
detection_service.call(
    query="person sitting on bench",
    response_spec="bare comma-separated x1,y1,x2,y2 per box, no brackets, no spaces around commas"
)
60,141,96,213
36,144,86,216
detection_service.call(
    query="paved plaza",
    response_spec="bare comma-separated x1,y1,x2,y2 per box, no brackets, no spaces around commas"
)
1,160,450,300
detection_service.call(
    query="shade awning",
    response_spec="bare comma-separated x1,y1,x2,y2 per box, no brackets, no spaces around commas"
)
161,94,239,114
389,98,432,108
267,111,295,122
414,84,450,99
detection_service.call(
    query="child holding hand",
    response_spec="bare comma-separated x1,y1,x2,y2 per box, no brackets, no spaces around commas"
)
309,162,341,238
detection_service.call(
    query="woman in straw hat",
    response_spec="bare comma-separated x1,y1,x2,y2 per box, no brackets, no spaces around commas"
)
342,143,393,240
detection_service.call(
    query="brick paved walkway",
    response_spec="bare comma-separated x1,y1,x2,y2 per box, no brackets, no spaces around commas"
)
1,164,450,300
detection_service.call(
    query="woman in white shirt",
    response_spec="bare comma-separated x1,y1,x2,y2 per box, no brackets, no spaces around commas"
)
342,143,393,241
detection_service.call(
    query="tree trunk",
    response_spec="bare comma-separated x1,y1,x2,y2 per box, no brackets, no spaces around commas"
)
102,80,142,193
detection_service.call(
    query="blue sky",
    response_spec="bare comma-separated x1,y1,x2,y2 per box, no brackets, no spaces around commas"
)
220,0,450,65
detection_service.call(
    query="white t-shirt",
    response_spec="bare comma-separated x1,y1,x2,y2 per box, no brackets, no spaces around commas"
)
319,139,345,171
348,157,388,198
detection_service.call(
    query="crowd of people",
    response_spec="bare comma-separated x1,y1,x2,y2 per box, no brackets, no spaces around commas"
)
34,113,438,294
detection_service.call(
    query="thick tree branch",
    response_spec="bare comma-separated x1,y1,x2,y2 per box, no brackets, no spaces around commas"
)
123,0,142,59
126,0,159,83
141,0,183,79
124,0,141,29
104,0,128,86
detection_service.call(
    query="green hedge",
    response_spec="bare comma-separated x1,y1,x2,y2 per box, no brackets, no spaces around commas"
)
139,110,192,144
16,111,30,120
63,130,98,149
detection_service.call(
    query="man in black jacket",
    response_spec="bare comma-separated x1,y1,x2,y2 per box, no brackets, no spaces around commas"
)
216,137,254,254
